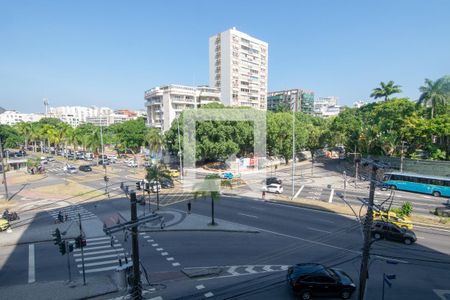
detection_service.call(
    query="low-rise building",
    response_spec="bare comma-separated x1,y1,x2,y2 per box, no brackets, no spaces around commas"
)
0,110,43,125
144,84,221,131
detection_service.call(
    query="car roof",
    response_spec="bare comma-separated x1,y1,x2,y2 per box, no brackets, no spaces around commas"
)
291,263,326,274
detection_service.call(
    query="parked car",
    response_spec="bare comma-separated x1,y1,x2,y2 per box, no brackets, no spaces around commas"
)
40,156,48,164
79,165,92,172
46,156,55,162
144,161,152,167
67,154,76,160
287,263,356,299
371,221,417,245
266,177,282,185
99,159,110,165
109,155,118,163
373,211,413,230
263,183,283,194
127,160,138,167
84,153,94,161
221,172,234,179
149,181,162,192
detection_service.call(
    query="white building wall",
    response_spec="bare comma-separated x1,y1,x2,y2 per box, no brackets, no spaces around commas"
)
0,111,43,125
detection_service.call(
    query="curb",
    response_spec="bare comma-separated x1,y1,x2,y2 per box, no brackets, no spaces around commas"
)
138,228,259,234
264,199,450,231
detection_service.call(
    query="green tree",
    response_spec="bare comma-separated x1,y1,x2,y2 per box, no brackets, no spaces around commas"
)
370,81,402,101
145,127,163,157
145,164,171,210
193,174,222,225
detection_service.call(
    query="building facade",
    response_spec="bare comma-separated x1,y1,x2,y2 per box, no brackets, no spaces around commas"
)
144,85,221,132
267,89,315,114
0,110,43,125
209,27,268,110
48,106,113,126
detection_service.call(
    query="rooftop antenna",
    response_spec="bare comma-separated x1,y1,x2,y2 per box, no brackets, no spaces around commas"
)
43,98,49,115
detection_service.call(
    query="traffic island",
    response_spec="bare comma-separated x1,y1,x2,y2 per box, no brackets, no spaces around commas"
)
0,275,118,300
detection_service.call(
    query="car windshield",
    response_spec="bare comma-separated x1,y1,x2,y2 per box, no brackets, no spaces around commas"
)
326,268,338,280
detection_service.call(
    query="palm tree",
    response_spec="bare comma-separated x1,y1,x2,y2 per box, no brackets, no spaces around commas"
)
145,164,172,210
370,81,402,101
145,128,163,157
15,122,33,150
66,128,80,152
417,76,450,118
193,174,227,226
29,123,40,152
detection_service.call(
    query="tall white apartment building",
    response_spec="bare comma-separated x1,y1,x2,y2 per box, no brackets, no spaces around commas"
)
0,110,43,125
145,85,221,132
209,27,268,110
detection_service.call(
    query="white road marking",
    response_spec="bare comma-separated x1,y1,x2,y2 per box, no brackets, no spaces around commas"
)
196,284,205,290
204,292,214,298
172,262,180,266
166,257,174,261
149,297,162,300
433,289,450,300
245,266,257,274
28,244,35,283
307,227,332,234
75,253,124,262
152,243,159,247
77,259,121,268
238,213,258,218
228,266,240,276
156,248,164,251
74,245,114,252
161,252,168,256
82,265,123,273
263,265,273,272
73,248,124,257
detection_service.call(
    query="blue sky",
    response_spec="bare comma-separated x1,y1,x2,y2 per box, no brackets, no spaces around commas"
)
1,0,449,113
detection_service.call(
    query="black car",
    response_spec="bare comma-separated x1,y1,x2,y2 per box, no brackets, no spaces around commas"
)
160,179,174,189
372,221,417,245
287,263,356,299
434,205,450,217
266,177,282,185
79,165,92,172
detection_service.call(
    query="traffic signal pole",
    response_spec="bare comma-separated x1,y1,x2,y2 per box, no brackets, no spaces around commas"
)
78,213,86,285
130,191,142,299
358,162,378,300
66,240,72,283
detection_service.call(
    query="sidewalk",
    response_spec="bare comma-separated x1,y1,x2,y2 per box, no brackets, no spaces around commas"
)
0,275,117,300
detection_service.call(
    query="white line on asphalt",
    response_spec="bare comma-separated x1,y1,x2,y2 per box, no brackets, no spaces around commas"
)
238,213,258,218
77,259,120,268
73,248,124,257
75,253,125,262
156,248,163,251
148,240,154,242
166,257,174,261
74,245,116,252
81,265,123,273
196,285,205,290
307,227,332,234
161,252,168,256
172,262,180,267
152,243,159,247
245,266,257,274
85,236,113,242
204,292,214,298
28,244,35,283
144,235,150,238
149,297,163,300
293,186,304,198
227,266,240,276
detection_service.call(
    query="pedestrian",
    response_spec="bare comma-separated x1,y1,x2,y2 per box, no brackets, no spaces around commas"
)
262,191,266,200
64,213,68,222
187,201,192,214
57,211,63,223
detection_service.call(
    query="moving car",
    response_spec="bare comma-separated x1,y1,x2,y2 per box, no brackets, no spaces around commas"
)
40,156,48,164
46,156,55,162
64,165,78,174
79,165,92,172
127,160,138,167
372,221,417,245
221,172,234,179
266,177,282,185
160,179,174,189
373,210,413,230
168,169,180,177
0,219,10,231
287,263,356,299
263,183,283,194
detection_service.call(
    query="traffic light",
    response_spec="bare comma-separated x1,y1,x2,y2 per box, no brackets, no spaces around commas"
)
52,228,62,245
75,236,87,248
68,244,74,253
59,242,66,255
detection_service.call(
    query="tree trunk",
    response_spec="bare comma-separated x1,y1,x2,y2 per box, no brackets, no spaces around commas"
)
156,190,160,210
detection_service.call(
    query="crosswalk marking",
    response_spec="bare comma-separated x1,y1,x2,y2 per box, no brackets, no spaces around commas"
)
75,253,125,262
47,204,96,222
74,248,124,257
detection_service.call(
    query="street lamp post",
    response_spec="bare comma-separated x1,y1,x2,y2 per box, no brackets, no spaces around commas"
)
292,110,295,198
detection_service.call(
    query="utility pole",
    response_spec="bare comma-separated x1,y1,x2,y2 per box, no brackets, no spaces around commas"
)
0,138,9,200
400,141,406,172
100,117,108,196
177,118,183,180
66,240,72,283
130,191,142,300
343,171,347,200
292,110,295,198
348,145,360,188
358,162,378,300
78,213,86,285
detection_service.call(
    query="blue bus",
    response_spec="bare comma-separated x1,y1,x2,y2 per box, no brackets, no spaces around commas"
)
383,172,450,198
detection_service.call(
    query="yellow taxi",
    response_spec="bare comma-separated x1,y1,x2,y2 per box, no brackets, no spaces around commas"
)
0,219,10,231
373,211,413,230
168,169,180,178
